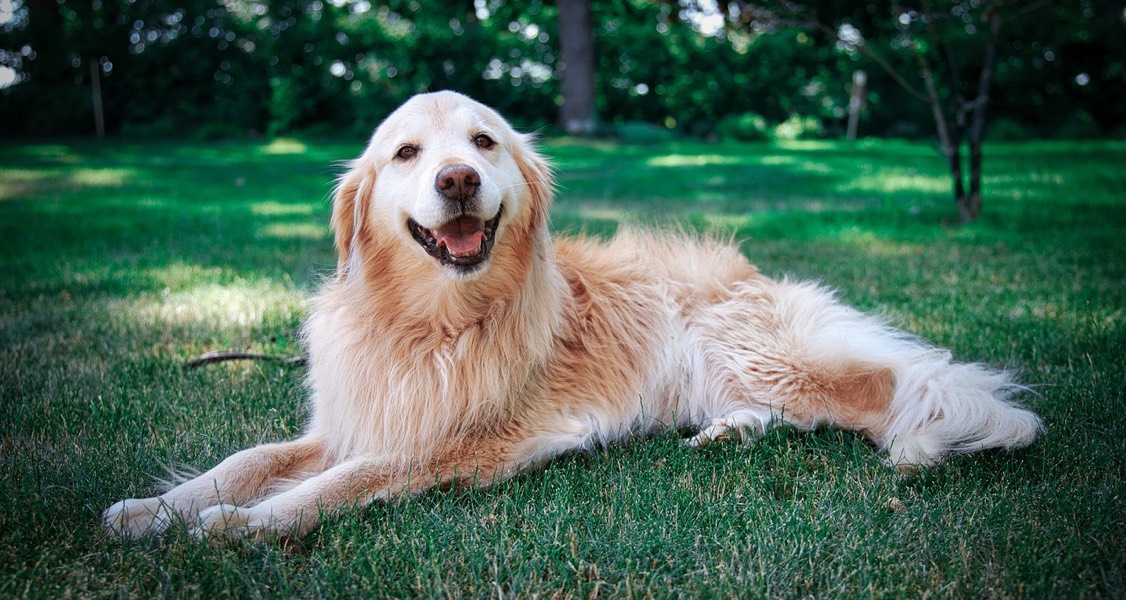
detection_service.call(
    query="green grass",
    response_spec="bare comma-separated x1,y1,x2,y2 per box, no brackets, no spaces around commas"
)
1,137,1123,598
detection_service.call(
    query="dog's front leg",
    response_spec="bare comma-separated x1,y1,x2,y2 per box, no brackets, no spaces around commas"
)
103,435,326,540
190,437,522,541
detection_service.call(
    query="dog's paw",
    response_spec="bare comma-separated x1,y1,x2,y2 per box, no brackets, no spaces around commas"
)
103,497,173,540
886,433,943,472
684,427,731,448
190,503,250,541
190,504,267,542
686,412,771,448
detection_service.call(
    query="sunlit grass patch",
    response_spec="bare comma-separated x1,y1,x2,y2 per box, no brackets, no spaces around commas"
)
0,167,135,201
836,171,950,195
260,138,310,155
105,281,304,331
774,140,839,151
250,200,317,216
259,222,330,240
829,227,927,258
143,262,228,289
646,154,749,167
758,155,798,166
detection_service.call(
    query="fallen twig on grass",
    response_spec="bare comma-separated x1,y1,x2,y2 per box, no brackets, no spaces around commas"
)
186,351,307,369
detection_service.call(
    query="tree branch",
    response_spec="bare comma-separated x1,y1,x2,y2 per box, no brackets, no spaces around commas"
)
921,0,966,126
1011,0,1054,21
969,0,1004,143
893,1,955,155
721,1,930,103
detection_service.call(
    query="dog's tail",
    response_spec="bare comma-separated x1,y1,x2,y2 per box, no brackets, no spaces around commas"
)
881,351,1043,468
772,280,1043,469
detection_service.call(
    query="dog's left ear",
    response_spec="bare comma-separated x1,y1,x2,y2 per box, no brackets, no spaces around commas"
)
330,159,376,278
510,133,555,227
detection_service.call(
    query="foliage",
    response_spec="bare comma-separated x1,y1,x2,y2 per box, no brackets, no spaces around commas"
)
715,0,1126,138
985,117,1033,141
716,111,771,141
772,113,824,140
1055,109,1100,140
613,121,679,144
716,111,823,141
1,137,1124,596
1,0,1122,138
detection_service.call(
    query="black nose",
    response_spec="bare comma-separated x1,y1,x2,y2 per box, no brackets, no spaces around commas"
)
435,164,481,201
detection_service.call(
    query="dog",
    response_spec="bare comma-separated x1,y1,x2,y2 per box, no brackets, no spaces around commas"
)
103,91,1043,541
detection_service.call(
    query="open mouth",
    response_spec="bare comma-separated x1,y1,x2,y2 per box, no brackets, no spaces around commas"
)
408,205,503,270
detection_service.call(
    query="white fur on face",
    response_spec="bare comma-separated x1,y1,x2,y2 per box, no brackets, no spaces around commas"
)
363,93,527,254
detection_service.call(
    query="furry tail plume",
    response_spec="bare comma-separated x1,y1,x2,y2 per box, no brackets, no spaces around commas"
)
767,279,1042,469
883,351,1044,468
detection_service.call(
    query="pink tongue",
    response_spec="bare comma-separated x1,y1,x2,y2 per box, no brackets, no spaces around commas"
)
435,217,486,257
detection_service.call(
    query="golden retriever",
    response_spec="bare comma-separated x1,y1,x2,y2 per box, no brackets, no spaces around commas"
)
104,91,1042,541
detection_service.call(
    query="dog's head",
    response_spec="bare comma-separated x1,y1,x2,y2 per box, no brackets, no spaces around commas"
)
331,91,553,281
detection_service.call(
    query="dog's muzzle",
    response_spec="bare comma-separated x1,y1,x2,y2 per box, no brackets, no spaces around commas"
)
408,205,503,271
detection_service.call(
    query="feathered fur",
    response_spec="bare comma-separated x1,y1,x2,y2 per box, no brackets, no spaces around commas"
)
103,91,1042,541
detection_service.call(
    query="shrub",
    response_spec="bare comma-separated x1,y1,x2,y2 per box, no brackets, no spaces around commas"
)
1056,110,1100,139
884,120,923,139
773,113,824,141
988,118,1036,141
296,122,347,140
189,122,246,141
119,117,177,138
716,112,771,141
615,121,678,144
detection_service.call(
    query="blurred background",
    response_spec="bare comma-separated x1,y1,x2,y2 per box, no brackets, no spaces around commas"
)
1,0,1122,143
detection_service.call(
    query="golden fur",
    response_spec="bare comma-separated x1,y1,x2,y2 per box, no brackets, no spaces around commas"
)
104,92,1042,541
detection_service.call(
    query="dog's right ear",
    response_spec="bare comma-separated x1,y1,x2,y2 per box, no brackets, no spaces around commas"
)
330,159,376,278
510,132,556,231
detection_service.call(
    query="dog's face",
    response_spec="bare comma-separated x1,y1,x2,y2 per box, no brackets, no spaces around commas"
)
332,91,552,281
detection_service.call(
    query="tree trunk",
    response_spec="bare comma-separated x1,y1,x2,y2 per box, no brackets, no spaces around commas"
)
846,70,867,140
90,58,105,138
964,2,1003,222
912,40,971,221
557,0,596,135
964,143,982,221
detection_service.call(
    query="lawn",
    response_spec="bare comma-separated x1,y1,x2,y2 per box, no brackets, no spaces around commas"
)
1,136,1123,598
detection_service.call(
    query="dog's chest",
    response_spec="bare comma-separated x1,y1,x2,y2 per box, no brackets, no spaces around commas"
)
304,308,540,458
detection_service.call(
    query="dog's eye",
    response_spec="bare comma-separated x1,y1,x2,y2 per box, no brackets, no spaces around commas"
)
395,145,419,161
473,134,496,150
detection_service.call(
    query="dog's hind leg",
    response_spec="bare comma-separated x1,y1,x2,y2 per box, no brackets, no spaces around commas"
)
683,277,1042,468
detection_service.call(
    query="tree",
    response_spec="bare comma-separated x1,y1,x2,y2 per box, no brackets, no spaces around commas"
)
1,0,270,137
557,0,596,135
715,0,1055,222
